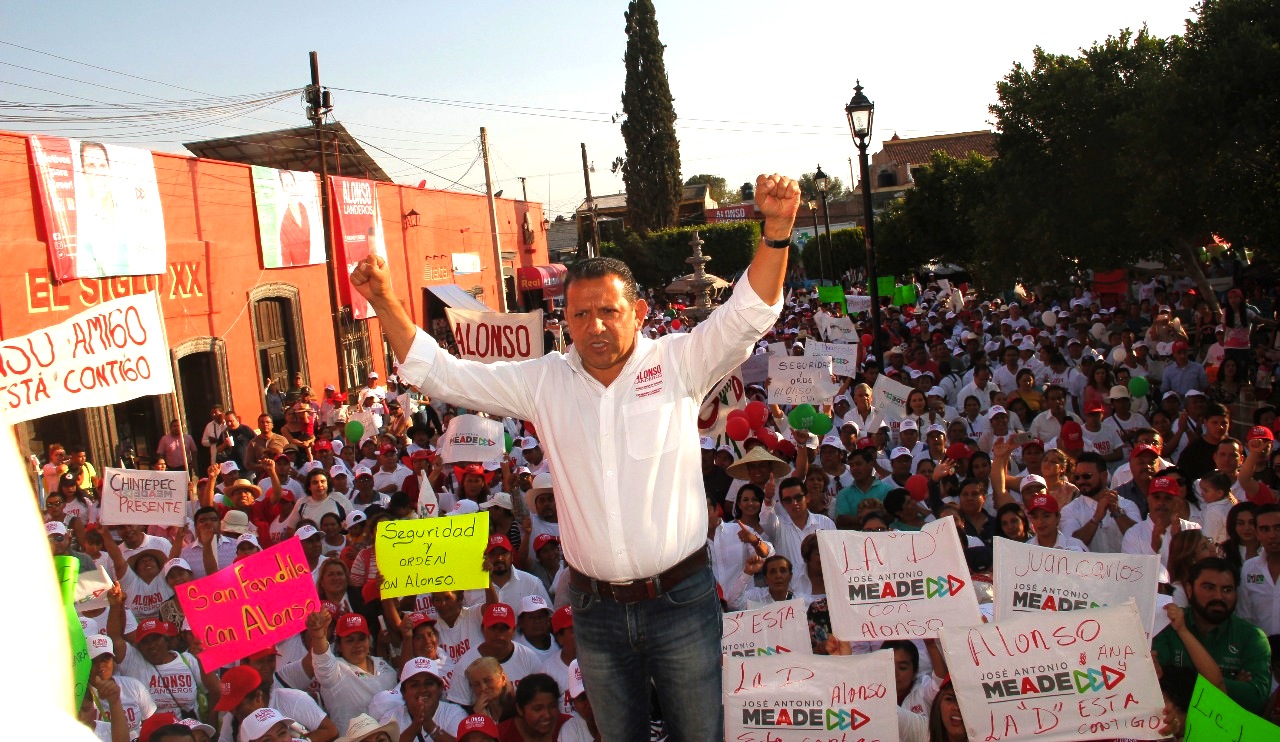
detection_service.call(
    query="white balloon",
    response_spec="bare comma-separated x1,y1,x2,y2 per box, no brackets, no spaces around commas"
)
1042,310,1057,327
1111,345,1128,364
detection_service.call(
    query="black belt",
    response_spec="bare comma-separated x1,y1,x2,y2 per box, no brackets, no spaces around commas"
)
568,548,709,604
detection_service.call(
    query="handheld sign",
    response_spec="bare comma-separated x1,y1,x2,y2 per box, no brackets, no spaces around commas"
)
722,599,812,658
768,356,839,405
993,539,1161,636
99,468,188,527
818,519,981,640
724,650,898,741
938,600,1164,742
0,293,175,425
73,565,114,613
437,414,505,464
54,555,91,709
871,373,912,422
177,538,320,672
445,308,544,363
376,513,490,598
1185,674,1280,740
804,340,859,378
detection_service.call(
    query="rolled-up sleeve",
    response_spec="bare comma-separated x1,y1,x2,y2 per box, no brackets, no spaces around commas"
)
397,328,537,421
673,279,782,399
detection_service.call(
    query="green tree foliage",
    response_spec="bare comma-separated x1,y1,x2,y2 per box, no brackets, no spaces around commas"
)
620,0,682,236
801,227,864,280
798,172,848,202
684,174,740,204
601,222,761,289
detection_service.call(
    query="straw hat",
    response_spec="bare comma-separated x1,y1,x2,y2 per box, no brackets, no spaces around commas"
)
726,447,790,480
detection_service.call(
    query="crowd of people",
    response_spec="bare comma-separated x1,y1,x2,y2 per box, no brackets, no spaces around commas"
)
39,244,1280,741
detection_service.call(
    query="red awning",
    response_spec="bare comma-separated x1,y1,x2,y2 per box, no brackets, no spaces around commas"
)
517,264,568,296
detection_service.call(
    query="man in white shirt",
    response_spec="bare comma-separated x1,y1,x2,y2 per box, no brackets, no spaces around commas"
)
1236,505,1280,638
767,477,835,589
446,603,544,707
1121,474,1200,580
955,366,997,413
1028,385,1080,444
371,444,411,494
1059,453,1140,553
485,535,551,608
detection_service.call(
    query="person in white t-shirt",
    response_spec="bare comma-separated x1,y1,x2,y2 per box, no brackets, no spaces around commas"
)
212,663,337,742
101,531,172,620
557,660,600,742
114,617,213,719
538,606,577,716
446,604,544,707
1025,492,1088,552
307,611,398,731
484,535,551,608
372,657,468,742
85,633,155,741
1121,474,1201,580
513,595,557,662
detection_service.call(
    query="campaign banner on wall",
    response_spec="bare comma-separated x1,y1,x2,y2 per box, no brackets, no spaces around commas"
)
451,253,481,275
330,175,387,320
177,538,320,671
723,650,898,741
250,166,324,269
818,519,981,640
29,135,167,282
938,601,1165,742
871,373,912,422
437,414,505,463
0,293,175,425
993,539,1162,636
768,356,839,405
445,308,544,363
805,340,859,378
722,599,812,657
99,468,188,527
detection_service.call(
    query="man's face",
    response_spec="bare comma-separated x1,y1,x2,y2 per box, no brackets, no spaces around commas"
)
1072,463,1104,497
225,414,239,429
486,547,512,576
1214,441,1242,474
524,446,544,467
1132,454,1157,483
1147,488,1178,522
534,491,556,520
565,276,647,377
1205,415,1229,442
848,454,870,481
745,461,773,486
1186,569,1236,626
258,416,272,434
899,430,919,450
518,610,552,642
779,485,808,519
1256,512,1280,556
891,455,912,476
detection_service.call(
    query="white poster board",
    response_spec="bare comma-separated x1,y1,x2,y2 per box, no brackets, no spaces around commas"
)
437,414,505,463
938,601,1165,742
724,651,899,741
98,468,189,526
768,357,839,405
871,373,912,422
818,519,981,640
805,340,859,378
993,538,1162,636
722,599,812,657
445,308,544,363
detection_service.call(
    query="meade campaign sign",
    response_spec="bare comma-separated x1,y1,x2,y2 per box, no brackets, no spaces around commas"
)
939,600,1165,742
768,356,839,405
819,519,981,640
437,414,505,463
445,307,544,363
871,373,912,422
0,293,174,425
722,599,811,658
994,539,1162,636
723,651,898,742
99,467,188,527
178,538,320,672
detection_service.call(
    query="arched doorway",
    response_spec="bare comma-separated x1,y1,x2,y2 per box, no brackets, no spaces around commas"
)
250,283,311,392
171,337,230,472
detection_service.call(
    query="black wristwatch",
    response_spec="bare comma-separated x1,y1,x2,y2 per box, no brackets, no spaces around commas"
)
762,234,791,249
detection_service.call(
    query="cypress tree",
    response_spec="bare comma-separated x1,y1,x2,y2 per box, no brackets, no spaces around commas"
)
620,0,682,236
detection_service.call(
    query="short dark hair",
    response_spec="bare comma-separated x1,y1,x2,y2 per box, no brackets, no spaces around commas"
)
762,554,792,574
883,488,910,516
148,727,195,742
778,476,804,494
564,257,640,303
1205,403,1229,420
882,639,920,674
1075,451,1107,472
1186,556,1237,587
514,672,559,708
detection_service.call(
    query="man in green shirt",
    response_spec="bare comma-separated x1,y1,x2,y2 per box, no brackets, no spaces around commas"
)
1153,557,1272,714
835,446,893,517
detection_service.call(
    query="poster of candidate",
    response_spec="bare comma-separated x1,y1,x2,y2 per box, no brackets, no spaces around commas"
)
29,135,167,281
251,165,325,268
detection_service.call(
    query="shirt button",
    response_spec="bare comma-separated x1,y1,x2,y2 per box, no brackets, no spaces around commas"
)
606,471,615,478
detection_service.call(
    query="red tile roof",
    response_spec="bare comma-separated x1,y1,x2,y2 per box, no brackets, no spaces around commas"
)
876,130,998,166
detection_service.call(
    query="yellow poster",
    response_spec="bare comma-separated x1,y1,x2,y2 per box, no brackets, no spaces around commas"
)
375,513,491,598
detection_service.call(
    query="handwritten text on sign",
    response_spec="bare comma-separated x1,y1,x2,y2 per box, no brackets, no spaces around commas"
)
1184,674,1280,740
722,599,812,658
0,292,174,425
99,468,189,527
177,538,320,672
445,307,544,363
723,651,898,742
818,518,981,640
376,513,490,598
768,357,839,405
994,539,1161,637
938,600,1164,742
804,340,859,378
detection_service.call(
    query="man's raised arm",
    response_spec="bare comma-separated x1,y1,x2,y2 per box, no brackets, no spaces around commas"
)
746,173,801,306
351,256,418,362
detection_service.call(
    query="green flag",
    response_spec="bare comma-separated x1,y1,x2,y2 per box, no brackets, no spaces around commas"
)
893,284,918,306
817,285,846,314
870,275,895,297
54,556,91,710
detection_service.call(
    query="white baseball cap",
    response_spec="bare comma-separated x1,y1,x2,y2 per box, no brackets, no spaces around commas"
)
520,437,541,451
238,708,295,742
294,525,320,541
399,656,444,684
452,500,480,516
161,557,192,579
891,446,913,460
927,387,946,398
45,521,67,537
568,659,586,698
87,634,113,660
519,595,551,615
986,405,1008,420
699,436,716,451
898,419,918,432
343,511,367,529
219,461,240,475
480,492,513,511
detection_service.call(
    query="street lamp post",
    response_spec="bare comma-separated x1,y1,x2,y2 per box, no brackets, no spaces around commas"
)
814,165,834,286
845,81,881,361
807,200,823,282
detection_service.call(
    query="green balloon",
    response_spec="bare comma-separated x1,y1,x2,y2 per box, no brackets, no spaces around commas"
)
809,413,833,437
1128,376,1150,398
344,420,365,444
505,432,515,453
788,403,817,431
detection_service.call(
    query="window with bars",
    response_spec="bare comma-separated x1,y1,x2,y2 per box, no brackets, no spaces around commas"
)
338,307,372,392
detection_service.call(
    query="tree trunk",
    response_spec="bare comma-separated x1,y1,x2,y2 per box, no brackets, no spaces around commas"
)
1175,238,1220,315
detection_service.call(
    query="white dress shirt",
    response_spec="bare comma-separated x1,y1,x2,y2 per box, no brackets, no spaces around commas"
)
397,279,780,581
1236,555,1280,637
1059,495,1142,554
1121,518,1201,581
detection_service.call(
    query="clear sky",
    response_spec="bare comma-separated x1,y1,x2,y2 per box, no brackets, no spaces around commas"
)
2,1,1196,218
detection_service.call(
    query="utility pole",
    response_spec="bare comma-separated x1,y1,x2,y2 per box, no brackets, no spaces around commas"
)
580,143,600,260
480,127,508,312
306,51,347,389
848,157,856,191
518,176,528,202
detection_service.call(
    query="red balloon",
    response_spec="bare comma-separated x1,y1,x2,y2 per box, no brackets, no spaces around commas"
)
860,334,873,346
725,417,751,441
671,319,682,330
726,409,749,424
744,400,769,429
524,421,537,438
755,428,780,449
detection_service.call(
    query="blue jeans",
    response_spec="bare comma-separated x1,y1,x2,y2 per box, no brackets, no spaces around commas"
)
569,564,723,742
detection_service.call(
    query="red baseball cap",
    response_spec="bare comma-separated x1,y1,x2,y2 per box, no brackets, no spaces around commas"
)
214,665,262,712
313,440,333,452
945,443,974,460
1059,421,1084,447
378,444,397,456
1149,475,1182,497
856,437,877,450
1084,400,1105,415
1022,438,1045,452
551,605,574,634
135,618,177,641
1172,340,1189,353
485,534,514,554
533,533,560,552
1130,443,1161,461
1026,494,1060,514
334,613,370,638
457,714,500,739
139,713,180,742
404,609,438,630
482,603,516,629
1247,426,1275,442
